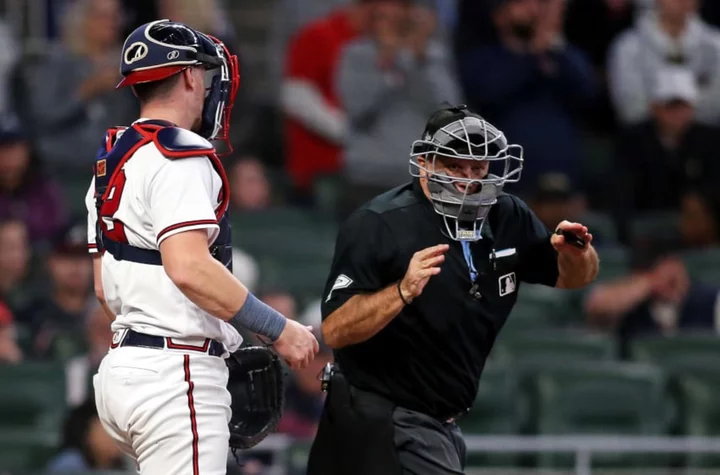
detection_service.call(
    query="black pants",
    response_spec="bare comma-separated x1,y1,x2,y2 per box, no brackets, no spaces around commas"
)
307,373,467,475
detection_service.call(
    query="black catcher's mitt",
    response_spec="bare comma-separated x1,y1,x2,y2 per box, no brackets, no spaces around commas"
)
226,346,285,451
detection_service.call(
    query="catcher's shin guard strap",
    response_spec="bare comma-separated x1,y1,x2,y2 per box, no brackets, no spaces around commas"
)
230,293,287,342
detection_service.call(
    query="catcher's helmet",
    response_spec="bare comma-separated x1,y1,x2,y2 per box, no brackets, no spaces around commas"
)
117,19,239,146
409,105,524,241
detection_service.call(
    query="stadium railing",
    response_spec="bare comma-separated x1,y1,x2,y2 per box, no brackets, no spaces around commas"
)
239,434,720,475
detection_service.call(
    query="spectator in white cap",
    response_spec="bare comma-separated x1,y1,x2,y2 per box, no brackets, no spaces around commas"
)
613,66,720,235
608,0,720,126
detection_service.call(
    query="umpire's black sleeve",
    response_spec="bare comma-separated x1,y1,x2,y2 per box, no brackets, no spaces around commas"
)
321,210,396,320
512,195,560,287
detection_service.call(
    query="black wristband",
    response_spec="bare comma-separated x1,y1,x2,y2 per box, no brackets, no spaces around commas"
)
397,281,412,306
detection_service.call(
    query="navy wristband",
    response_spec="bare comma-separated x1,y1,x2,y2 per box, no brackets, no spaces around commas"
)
230,293,287,342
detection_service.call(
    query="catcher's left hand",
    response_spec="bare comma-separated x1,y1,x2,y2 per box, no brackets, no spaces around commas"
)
226,346,285,450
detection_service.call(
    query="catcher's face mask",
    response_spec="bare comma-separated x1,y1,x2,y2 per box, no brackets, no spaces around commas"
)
409,113,523,241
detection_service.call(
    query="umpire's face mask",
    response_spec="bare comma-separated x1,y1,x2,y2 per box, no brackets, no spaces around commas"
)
409,117,524,241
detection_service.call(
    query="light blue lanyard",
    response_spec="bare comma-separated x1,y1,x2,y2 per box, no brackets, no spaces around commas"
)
461,241,478,283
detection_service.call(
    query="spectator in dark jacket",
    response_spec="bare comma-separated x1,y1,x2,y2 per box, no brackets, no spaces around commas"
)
458,0,595,194
614,67,720,216
0,113,68,243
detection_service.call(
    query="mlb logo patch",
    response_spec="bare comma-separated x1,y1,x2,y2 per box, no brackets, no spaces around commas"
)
498,272,516,297
97,159,107,177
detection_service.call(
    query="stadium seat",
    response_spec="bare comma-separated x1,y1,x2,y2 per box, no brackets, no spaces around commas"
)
493,330,617,365
675,363,720,467
286,440,313,475
594,246,631,282
258,256,332,297
459,363,528,467
629,212,681,249
0,362,67,432
529,361,672,468
501,301,559,335
312,174,348,216
682,249,720,286
629,334,720,366
501,284,573,335
60,175,93,217
581,211,619,246
629,336,720,466
231,208,338,261
0,429,58,472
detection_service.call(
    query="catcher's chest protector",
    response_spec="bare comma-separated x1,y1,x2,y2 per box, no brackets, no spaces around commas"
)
94,120,233,272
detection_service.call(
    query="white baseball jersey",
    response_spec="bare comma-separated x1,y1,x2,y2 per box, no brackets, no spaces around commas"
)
86,126,242,350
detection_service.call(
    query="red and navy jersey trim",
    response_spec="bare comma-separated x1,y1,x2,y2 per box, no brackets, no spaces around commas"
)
156,219,218,243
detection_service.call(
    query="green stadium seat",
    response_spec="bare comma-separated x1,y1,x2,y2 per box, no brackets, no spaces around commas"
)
231,208,338,261
493,330,617,365
60,175,93,217
287,440,313,474
258,257,332,297
630,334,720,366
682,249,720,285
460,363,528,467
594,246,631,282
676,364,720,467
581,211,619,245
580,134,613,179
501,301,559,335
312,174,348,216
0,429,58,472
501,284,574,335
0,362,67,432
529,361,673,467
629,337,720,467
629,212,681,248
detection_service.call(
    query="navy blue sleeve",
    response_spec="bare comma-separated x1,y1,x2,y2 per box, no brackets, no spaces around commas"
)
544,45,597,104
458,45,540,109
321,210,396,320
511,196,559,286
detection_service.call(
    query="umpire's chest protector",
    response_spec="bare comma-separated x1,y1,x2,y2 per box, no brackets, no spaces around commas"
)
94,120,233,271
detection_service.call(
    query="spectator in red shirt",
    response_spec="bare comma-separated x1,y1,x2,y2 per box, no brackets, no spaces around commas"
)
0,299,22,364
282,0,384,193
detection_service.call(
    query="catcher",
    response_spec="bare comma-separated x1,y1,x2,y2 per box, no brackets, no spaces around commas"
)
87,20,316,475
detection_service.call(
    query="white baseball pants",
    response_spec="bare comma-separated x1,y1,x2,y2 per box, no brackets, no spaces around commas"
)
93,344,232,474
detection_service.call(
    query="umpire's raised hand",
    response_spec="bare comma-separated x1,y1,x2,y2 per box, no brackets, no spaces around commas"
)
398,244,449,304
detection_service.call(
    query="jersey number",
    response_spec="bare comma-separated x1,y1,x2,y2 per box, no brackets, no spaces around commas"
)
99,169,128,243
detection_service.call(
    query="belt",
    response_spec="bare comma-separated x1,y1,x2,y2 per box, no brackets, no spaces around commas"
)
111,329,225,357
326,365,468,425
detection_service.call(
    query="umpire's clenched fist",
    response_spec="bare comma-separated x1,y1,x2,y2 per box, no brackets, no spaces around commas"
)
399,244,449,304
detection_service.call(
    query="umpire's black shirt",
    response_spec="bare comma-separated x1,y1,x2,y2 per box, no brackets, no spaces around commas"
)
322,180,559,419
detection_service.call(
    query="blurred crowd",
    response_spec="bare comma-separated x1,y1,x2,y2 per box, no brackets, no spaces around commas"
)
1,0,720,472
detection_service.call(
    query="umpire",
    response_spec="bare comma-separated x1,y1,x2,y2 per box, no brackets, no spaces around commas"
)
307,105,600,475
